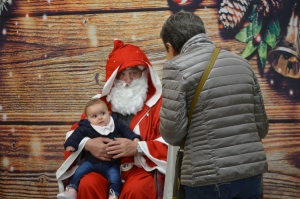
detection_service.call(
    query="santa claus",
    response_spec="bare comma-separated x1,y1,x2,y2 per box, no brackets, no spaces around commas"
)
56,39,168,199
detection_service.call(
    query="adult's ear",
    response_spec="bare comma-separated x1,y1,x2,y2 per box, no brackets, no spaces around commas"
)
166,42,179,58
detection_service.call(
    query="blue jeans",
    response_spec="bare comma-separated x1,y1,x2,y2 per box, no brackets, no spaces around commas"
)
69,161,122,196
184,175,263,199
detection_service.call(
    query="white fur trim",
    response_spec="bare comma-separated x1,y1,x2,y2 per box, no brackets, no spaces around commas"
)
56,137,90,192
145,64,162,108
66,130,74,140
155,136,167,144
134,140,167,174
133,124,167,174
91,66,120,100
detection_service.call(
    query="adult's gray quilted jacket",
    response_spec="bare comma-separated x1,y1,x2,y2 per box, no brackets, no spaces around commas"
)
159,34,269,187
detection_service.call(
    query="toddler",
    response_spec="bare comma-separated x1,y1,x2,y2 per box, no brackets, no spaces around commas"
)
57,99,141,199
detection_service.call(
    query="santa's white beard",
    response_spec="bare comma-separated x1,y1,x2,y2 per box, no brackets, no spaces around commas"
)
106,73,148,115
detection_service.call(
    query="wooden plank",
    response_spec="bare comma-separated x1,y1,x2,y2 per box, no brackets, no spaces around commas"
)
0,125,67,198
0,11,168,52
1,0,218,16
0,9,299,122
0,172,59,199
0,8,246,53
262,123,300,199
0,125,67,172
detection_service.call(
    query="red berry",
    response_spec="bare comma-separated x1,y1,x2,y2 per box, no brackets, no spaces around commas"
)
254,34,262,44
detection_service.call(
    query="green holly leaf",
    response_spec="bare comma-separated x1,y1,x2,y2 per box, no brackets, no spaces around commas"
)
268,18,281,37
263,29,277,48
252,12,262,38
248,5,257,21
241,40,257,58
258,41,267,68
235,23,253,43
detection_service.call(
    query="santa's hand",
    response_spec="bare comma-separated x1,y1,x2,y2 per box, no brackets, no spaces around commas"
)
66,146,75,152
106,138,139,159
85,137,113,161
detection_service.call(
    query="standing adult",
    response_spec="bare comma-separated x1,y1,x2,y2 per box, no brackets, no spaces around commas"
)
59,39,167,199
159,12,269,199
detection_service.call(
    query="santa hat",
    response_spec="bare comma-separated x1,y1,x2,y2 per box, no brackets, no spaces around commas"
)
105,39,152,81
92,39,161,108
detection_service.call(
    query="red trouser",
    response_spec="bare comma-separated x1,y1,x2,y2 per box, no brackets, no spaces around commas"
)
78,166,156,199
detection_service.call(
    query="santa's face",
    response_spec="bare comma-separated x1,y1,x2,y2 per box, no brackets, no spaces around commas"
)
106,69,148,116
116,66,144,84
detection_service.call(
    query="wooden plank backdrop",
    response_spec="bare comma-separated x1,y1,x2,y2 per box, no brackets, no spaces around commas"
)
0,0,299,198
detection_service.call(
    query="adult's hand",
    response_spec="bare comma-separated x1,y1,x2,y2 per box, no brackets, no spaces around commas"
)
106,138,139,159
84,137,113,161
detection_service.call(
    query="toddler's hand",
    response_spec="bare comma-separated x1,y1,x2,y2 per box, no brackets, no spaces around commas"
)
66,146,75,152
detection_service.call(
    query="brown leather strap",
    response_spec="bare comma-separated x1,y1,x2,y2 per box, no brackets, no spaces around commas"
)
180,48,221,149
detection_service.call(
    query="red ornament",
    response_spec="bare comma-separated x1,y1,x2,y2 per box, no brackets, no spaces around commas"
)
172,0,193,5
254,33,262,44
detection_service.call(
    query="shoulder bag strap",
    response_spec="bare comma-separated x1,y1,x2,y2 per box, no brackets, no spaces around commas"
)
180,48,221,149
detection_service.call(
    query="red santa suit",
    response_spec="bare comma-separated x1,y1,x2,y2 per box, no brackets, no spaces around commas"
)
56,40,168,199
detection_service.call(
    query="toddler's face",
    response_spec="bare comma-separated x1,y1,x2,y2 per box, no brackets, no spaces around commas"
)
86,103,110,126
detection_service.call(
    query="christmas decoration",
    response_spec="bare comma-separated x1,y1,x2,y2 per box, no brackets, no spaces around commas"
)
219,0,252,29
0,0,9,15
235,3,281,68
257,0,283,17
172,0,194,5
219,0,285,29
168,0,200,14
267,3,300,78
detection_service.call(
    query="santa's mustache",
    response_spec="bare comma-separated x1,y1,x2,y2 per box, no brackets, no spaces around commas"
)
115,75,145,88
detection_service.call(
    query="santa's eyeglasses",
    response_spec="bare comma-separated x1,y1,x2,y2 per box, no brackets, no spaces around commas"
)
116,66,146,80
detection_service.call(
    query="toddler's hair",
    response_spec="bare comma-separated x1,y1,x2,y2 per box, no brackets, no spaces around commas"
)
84,98,108,116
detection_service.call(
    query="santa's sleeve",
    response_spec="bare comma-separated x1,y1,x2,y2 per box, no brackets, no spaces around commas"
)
133,99,168,174
57,113,90,192
135,138,168,174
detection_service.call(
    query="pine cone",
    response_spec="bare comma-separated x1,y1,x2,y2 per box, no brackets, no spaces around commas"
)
257,0,283,17
219,0,252,29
